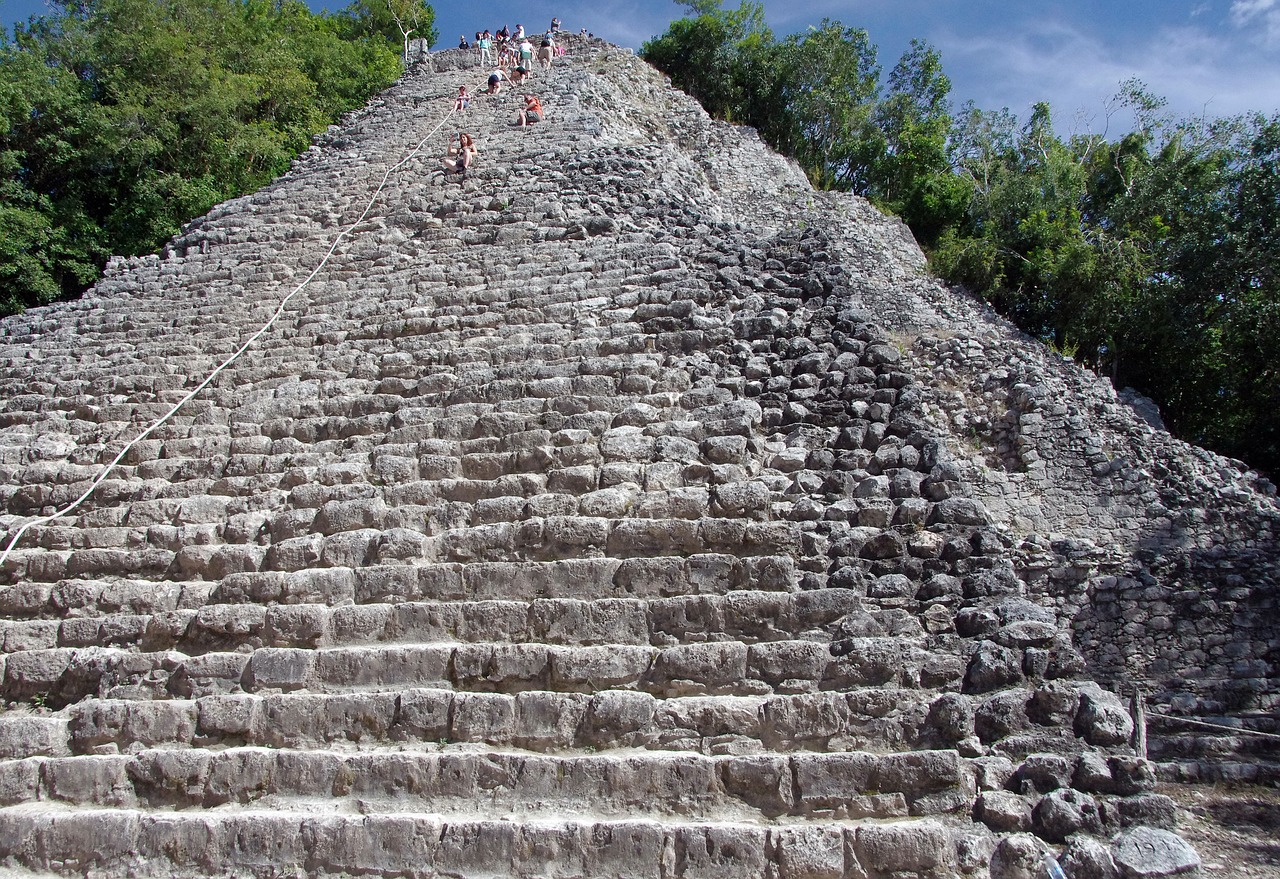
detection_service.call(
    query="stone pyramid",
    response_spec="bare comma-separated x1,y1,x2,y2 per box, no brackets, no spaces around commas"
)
0,34,1275,878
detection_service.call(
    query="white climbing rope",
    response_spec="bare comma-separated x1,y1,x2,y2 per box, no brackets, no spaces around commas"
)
0,93,461,569
1147,709,1280,741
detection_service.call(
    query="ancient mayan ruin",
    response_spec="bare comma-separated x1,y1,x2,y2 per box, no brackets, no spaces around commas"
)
0,34,1275,878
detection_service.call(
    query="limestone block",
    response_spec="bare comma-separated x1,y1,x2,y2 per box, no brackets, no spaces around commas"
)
977,790,1034,832
358,564,443,603
1116,794,1178,830
263,604,328,647
720,755,794,816
651,642,748,695
650,595,727,644
187,604,267,647
964,640,1025,693
0,715,70,758
875,750,968,811
320,528,379,568
514,691,589,750
393,688,452,742
853,819,956,874
263,534,324,572
7,619,61,650
170,652,250,698
459,600,532,643
314,645,450,689
218,812,306,867
330,604,393,643
44,754,136,806
451,692,516,744
36,811,142,873
772,826,848,879
390,601,461,642
273,749,343,797
609,518,701,556
308,814,440,875
0,757,41,805
975,690,1032,744
1014,753,1073,794
1075,685,1134,746
2,648,74,700
746,641,828,692
130,748,213,806
1032,788,1103,842
793,752,879,812
505,819,589,875
75,699,197,751
551,645,654,692
532,598,648,646
245,647,314,692
458,643,552,692
824,638,904,688
134,813,221,873
204,749,277,806
583,690,657,747
989,833,1050,879
1060,836,1120,879
436,821,517,876
761,692,851,746
579,821,668,879
197,694,257,739
674,824,769,879
1110,827,1200,878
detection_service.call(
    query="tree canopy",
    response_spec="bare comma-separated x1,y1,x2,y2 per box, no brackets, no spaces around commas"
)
0,0,410,314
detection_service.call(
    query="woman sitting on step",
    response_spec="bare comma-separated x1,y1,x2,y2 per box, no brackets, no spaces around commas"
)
443,133,478,177
515,95,543,127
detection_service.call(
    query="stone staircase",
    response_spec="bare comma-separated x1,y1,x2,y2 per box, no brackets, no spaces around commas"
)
0,33,1268,878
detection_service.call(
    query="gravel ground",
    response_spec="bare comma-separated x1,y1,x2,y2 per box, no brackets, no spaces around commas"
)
1162,783,1280,877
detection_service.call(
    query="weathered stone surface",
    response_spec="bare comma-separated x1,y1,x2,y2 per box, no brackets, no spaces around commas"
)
0,31,1251,879
1110,827,1201,878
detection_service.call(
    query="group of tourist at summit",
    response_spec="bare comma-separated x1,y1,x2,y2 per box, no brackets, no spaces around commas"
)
443,19,570,179
461,19,570,77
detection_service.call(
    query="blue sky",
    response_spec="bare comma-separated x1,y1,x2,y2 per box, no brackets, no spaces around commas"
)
3,0,1278,131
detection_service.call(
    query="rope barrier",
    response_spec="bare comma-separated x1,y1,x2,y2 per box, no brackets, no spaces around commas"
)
1147,709,1280,742
0,88,461,570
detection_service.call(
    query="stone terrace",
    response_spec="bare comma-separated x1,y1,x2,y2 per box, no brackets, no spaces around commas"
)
0,34,1273,879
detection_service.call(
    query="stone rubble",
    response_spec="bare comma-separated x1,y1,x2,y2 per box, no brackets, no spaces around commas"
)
0,33,1273,878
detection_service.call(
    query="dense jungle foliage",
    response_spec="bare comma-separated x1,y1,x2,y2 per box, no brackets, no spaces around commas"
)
0,0,436,315
643,0,1280,476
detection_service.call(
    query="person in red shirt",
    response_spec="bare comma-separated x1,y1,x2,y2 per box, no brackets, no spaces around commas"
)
516,94,543,126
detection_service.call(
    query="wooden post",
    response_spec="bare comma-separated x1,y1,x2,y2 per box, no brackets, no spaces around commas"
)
1131,689,1148,759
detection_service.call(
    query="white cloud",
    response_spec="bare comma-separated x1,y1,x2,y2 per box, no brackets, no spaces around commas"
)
935,16,1279,131
1230,0,1280,44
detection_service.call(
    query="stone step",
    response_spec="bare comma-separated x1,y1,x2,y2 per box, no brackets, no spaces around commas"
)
4,517,802,583
0,808,966,879
0,553,802,618
2,588,867,653
0,637,950,706
50,687,931,756
1,747,973,821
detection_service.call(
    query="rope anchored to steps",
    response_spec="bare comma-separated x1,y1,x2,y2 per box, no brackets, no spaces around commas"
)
0,89,464,570
1147,709,1280,741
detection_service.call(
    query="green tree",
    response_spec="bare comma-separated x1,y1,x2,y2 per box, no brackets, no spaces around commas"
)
346,0,437,62
0,0,401,315
639,0,770,121
869,39,969,244
762,22,881,190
